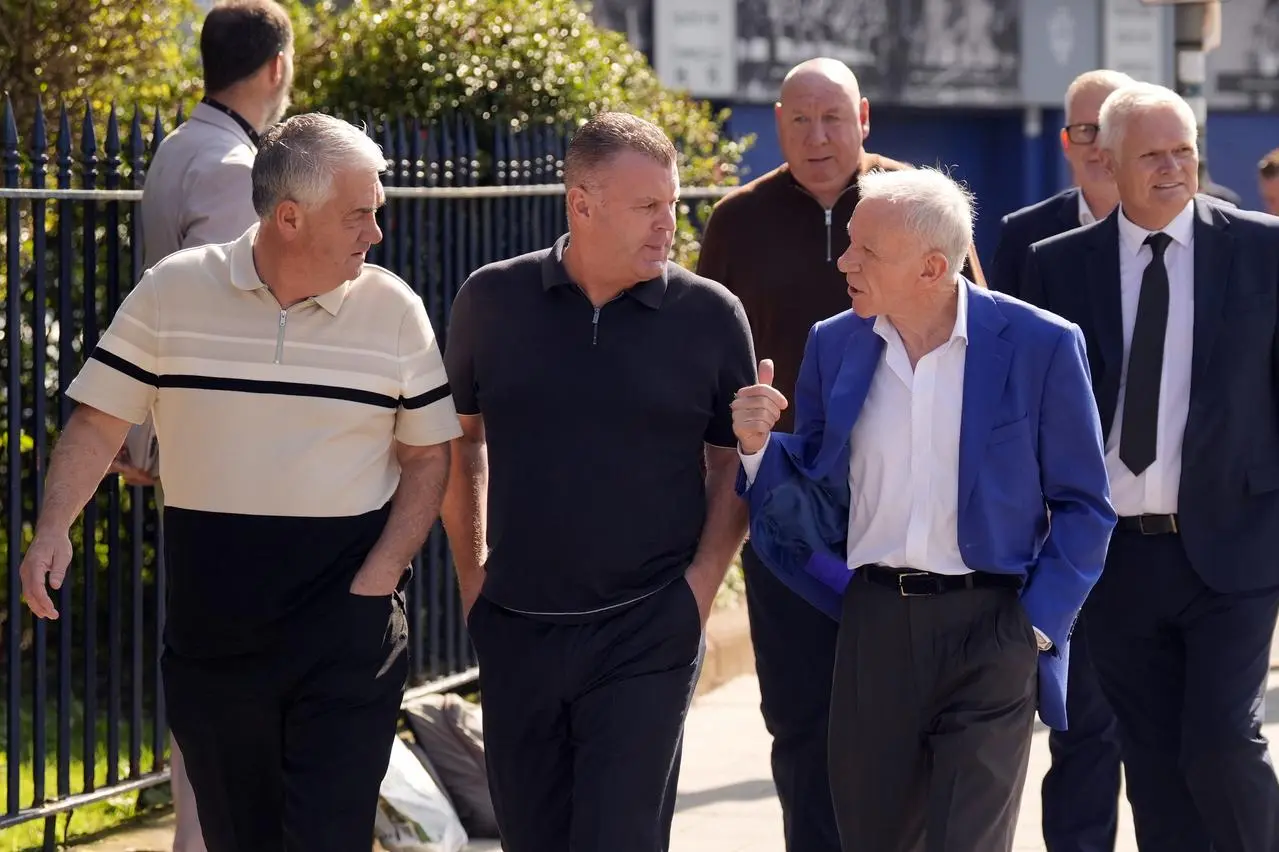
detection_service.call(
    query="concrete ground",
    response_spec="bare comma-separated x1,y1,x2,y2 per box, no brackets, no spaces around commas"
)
73,669,1279,852
65,622,1279,851
673,671,1279,852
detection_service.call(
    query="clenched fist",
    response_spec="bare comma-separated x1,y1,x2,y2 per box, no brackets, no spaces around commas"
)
731,358,789,456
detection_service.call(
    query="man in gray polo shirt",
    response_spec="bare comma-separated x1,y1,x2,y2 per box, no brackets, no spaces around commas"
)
20,114,459,851
141,0,294,268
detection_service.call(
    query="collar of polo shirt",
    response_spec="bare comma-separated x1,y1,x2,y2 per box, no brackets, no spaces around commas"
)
540,233,668,309
229,223,351,316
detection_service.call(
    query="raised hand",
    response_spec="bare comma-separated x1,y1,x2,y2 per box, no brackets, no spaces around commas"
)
731,358,789,455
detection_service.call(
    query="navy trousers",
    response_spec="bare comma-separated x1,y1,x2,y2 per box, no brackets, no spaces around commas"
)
742,543,842,852
1040,605,1122,852
1088,529,1279,852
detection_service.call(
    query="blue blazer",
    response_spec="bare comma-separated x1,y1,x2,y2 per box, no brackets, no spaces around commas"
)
738,280,1117,731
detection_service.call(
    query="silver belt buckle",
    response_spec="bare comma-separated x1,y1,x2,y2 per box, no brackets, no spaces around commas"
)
897,571,933,597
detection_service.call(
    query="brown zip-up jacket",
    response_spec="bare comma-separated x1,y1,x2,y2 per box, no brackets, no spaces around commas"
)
695,156,986,431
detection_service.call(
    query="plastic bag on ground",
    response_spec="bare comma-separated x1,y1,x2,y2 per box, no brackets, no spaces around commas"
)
373,735,469,852
404,694,499,838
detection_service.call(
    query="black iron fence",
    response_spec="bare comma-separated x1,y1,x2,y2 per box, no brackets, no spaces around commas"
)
0,99,728,846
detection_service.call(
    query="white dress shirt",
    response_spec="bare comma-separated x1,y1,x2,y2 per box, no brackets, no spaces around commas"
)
1078,190,1098,227
742,283,971,575
1106,201,1195,516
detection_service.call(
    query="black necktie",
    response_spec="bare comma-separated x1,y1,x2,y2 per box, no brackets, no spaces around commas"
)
1119,232,1172,476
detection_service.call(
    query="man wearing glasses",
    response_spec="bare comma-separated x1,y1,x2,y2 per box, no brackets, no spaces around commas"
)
988,68,1133,852
990,69,1133,302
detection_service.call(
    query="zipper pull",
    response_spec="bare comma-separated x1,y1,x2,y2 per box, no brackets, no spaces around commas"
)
824,208,833,262
274,309,287,364
591,306,601,346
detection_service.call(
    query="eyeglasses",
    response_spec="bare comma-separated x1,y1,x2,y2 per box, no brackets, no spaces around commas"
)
1063,123,1100,145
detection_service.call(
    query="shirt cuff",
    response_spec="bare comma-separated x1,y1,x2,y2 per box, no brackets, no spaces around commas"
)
1033,627,1053,651
738,436,770,488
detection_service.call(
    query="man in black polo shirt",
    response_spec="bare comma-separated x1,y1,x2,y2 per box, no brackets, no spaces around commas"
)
442,112,756,852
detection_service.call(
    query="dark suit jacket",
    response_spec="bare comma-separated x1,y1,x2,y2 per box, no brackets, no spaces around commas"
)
989,188,1082,300
1022,198,1279,593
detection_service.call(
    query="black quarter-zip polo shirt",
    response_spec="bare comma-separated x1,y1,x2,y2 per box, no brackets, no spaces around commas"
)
444,234,756,619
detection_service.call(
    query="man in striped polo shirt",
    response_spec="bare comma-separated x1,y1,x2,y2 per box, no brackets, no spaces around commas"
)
19,114,460,850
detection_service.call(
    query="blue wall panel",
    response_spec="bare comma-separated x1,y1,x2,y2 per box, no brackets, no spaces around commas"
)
1204,112,1279,213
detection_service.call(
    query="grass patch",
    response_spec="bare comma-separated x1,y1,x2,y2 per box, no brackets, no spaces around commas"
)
1,706,161,852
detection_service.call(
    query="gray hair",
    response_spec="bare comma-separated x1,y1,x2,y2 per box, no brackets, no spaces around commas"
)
1063,69,1137,120
252,113,388,216
856,167,975,276
1097,83,1198,154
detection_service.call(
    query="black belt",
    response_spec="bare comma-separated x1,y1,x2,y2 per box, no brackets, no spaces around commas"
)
856,564,1023,597
1115,513,1179,535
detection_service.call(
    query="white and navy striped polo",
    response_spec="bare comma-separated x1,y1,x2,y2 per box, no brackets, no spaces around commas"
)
67,223,462,656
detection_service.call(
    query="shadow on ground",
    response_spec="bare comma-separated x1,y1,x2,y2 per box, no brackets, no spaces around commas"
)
674,778,776,812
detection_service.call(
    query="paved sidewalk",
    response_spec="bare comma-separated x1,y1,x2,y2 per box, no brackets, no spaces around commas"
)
70,667,1279,851
673,671,1279,852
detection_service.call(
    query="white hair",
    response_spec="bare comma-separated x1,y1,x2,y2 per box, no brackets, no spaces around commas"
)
856,167,975,275
1063,69,1136,120
1097,83,1198,154
251,113,388,216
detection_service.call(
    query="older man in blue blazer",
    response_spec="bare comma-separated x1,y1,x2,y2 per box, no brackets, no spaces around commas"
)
732,167,1116,852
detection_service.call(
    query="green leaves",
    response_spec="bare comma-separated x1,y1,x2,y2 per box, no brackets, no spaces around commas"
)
0,0,202,129
289,0,753,267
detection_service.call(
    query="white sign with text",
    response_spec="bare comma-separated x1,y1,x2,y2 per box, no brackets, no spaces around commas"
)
653,0,737,98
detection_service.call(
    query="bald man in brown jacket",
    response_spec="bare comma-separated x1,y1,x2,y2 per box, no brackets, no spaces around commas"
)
696,57,984,852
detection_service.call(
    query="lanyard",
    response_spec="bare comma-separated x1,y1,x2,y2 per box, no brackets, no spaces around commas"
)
200,96,260,147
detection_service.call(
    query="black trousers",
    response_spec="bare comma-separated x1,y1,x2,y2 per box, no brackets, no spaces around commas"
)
468,578,703,852
1041,604,1122,852
741,543,842,852
1087,529,1279,852
828,575,1038,852
162,591,409,852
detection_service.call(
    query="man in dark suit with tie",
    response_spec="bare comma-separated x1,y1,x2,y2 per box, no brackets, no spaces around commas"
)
990,69,1132,302
991,68,1133,852
1023,83,1279,852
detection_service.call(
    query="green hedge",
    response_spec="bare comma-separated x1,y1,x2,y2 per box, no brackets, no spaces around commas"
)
287,0,753,266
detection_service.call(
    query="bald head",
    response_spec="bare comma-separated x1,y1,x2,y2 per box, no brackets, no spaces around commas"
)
779,58,861,106
774,58,869,208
